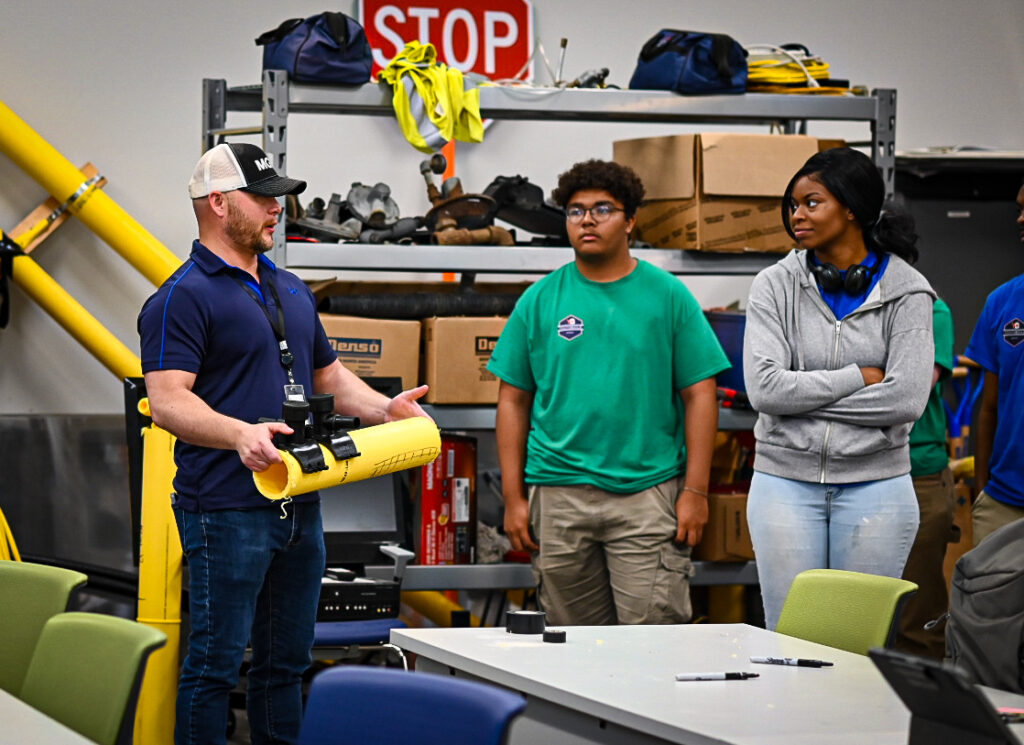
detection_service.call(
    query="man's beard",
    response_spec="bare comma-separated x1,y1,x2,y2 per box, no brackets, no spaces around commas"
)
224,196,273,254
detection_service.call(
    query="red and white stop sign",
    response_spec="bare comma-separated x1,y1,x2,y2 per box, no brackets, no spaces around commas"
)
359,0,534,81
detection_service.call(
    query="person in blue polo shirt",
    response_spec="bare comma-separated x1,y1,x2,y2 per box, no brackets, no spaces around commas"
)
964,180,1024,546
138,143,428,745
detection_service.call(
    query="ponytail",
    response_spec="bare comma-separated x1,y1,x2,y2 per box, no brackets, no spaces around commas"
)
869,202,918,264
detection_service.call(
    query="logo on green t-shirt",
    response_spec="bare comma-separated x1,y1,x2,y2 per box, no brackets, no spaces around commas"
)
557,314,584,341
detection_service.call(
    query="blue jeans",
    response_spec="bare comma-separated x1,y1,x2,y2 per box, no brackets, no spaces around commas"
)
747,471,919,631
174,501,325,745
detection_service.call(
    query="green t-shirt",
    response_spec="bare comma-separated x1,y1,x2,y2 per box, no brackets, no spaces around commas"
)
909,297,954,477
487,260,730,493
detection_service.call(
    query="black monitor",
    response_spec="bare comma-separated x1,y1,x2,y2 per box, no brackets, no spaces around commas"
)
319,377,411,569
869,647,1017,745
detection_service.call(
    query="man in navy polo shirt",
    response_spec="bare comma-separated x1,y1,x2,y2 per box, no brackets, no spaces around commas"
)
138,143,428,745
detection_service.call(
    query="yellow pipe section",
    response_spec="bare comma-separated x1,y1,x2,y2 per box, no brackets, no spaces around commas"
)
254,417,441,501
8,253,141,379
402,591,482,628
134,422,180,745
0,101,180,286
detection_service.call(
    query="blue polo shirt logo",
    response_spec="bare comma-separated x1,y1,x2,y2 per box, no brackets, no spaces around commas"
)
1004,319,1024,347
557,315,584,341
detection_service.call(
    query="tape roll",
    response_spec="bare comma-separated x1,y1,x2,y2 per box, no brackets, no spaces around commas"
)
543,629,566,643
505,610,546,634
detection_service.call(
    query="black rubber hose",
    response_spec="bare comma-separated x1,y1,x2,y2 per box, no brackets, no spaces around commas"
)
318,291,522,319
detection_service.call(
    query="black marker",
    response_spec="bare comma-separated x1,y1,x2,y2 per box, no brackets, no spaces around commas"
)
675,672,759,681
750,656,834,668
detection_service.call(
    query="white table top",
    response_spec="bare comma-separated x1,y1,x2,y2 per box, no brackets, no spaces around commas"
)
0,688,94,745
391,623,1022,745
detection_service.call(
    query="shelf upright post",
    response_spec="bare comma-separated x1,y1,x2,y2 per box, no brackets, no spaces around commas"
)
262,69,291,266
871,88,897,200
202,79,227,153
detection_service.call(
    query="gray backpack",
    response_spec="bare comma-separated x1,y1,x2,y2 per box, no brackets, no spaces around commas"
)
946,517,1024,693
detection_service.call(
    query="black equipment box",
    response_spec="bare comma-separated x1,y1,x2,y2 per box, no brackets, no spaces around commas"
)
318,575,400,622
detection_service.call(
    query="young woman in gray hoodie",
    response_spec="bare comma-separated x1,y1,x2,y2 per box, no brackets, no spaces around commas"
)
743,147,936,630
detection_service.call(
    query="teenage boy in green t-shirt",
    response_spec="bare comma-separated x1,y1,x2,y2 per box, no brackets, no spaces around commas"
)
487,159,729,626
895,297,955,659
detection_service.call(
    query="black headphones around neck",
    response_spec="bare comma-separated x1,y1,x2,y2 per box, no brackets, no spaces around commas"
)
805,250,878,295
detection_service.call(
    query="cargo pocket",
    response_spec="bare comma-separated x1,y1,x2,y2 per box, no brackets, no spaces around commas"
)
647,543,695,623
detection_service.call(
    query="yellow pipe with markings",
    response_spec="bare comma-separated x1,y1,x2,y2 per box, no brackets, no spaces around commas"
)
0,101,180,286
254,417,441,501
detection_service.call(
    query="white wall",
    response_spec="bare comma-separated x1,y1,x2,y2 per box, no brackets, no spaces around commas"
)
1,0,1022,414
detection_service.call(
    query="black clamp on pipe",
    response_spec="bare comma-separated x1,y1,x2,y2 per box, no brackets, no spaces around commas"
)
308,393,362,461
269,400,328,474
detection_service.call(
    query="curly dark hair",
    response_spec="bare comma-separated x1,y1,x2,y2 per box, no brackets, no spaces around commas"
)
551,160,646,217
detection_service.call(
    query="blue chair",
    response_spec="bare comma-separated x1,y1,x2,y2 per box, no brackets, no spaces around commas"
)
312,617,409,667
297,665,526,745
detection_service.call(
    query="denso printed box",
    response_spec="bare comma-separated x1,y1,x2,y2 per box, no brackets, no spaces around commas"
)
319,314,421,390
421,316,507,404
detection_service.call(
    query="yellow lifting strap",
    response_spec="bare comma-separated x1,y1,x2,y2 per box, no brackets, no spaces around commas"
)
379,41,484,154
0,505,21,561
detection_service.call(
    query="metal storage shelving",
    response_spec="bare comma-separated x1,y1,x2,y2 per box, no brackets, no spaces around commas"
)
200,73,896,436
202,72,896,272
199,74,896,588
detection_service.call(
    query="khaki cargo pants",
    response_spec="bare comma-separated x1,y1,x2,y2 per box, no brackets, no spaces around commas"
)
528,475,693,626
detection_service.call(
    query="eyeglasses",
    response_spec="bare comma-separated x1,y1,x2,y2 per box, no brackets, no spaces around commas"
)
565,203,626,223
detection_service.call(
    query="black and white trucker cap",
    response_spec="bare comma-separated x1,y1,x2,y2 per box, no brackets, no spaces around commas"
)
188,143,306,199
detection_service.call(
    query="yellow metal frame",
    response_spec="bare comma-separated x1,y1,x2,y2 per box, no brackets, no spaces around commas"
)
133,414,181,745
0,102,182,744
0,101,181,378
0,102,179,285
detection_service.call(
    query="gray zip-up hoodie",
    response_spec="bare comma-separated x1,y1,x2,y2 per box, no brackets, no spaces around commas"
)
743,249,936,484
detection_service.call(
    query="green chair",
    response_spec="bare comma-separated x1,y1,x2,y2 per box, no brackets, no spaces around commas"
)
0,559,88,694
19,612,167,745
775,568,918,656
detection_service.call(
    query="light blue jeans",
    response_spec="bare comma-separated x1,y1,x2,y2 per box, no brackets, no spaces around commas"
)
747,471,920,631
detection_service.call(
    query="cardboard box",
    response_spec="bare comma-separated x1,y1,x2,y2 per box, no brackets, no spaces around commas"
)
692,489,754,562
943,479,974,592
613,133,819,252
319,314,421,390
422,316,507,404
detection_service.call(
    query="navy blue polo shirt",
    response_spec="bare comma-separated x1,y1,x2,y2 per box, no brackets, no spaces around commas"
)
138,241,336,511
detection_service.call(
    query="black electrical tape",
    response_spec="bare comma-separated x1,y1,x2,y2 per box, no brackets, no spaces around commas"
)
543,629,566,643
505,610,545,634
